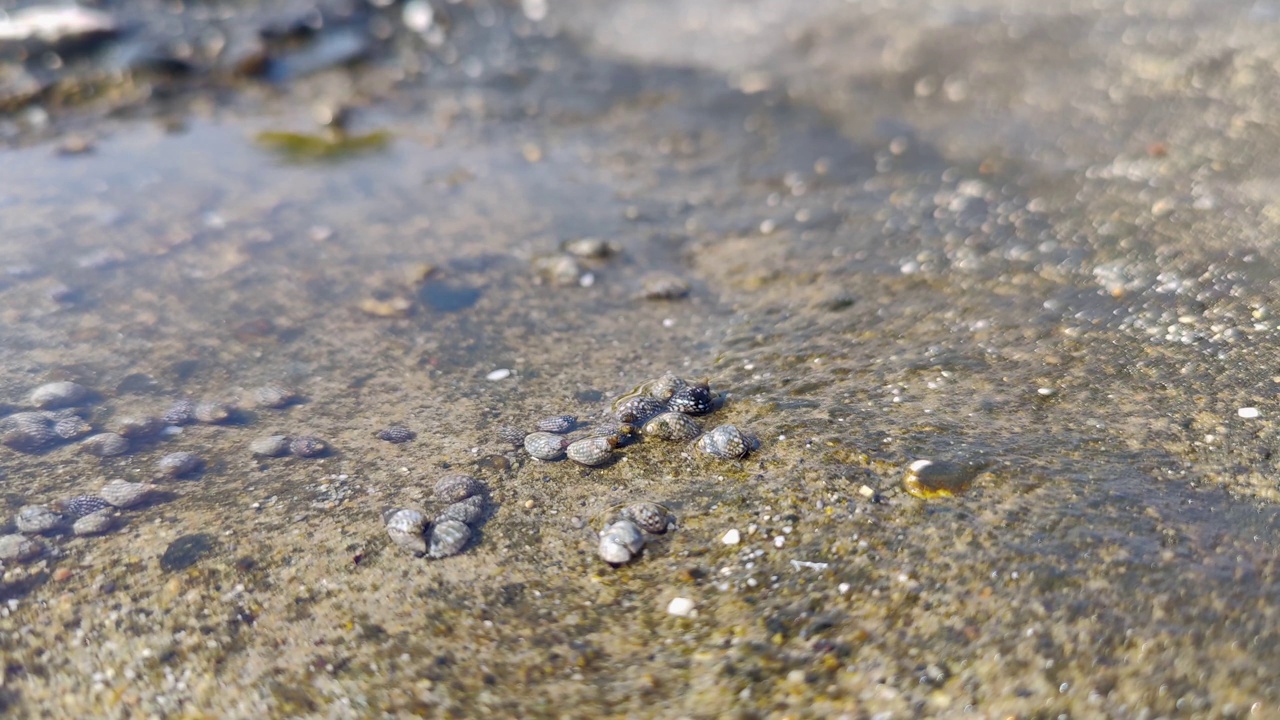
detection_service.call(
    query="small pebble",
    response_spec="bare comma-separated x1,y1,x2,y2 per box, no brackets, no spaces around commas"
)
0,534,42,562
902,459,984,499
532,254,582,286
376,426,416,444
112,415,165,439
98,479,156,509
30,381,90,409
638,272,691,300
80,432,129,457
156,451,203,479
52,567,74,582
666,597,696,617
250,435,292,458
486,368,513,381
721,529,741,545
289,436,328,458
1239,407,1260,419
561,237,618,259
15,505,62,535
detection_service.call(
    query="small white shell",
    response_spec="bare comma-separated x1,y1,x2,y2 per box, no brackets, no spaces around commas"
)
0,534,42,562
71,509,115,536
598,519,645,565
428,519,472,558
99,479,157,509
15,505,62,534
385,508,428,555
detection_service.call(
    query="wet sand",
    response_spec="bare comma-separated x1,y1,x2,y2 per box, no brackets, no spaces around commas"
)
1,0,1279,717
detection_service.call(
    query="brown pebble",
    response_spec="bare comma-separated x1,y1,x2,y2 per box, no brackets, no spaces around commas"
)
524,499,536,510
52,567,74,582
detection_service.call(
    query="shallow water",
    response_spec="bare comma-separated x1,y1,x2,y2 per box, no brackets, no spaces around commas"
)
2,0,1280,717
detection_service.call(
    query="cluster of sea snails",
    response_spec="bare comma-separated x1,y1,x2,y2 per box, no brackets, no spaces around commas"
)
0,380,337,562
383,474,490,559
597,501,676,566
497,372,760,466
0,381,329,462
0,479,161,562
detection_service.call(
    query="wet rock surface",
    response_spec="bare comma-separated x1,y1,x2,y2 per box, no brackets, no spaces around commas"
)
0,0,1279,717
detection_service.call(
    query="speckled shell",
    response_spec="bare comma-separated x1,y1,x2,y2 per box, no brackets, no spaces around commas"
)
612,395,667,424
58,495,111,519
0,534,42,562
253,384,298,409
162,399,197,425
621,502,674,534
643,373,687,401
52,416,93,440
385,508,429,555
566,436,616,466
524,432,568,461
435,495,488,526
30,381,89,409
598,520,645,565
434,474,485,504
376,426,415,444
496,425,528,448
15,505,62,534
638,273,691,300
428,519,472,559
112,415,165,439
1,412,57,452
289,436,328,458
99,479,156,509
194,401,236,424
80,432,129,457
695,424,755,459
157,451,203,479
668,383,714,415
250,435,292,457
642,412,702,442
71,509,115,537
534,415,577,434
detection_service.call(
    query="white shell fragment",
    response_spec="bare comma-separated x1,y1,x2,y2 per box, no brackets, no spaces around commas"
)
99,479,157,509
598,519,645,565
30,381,90,409
485,368,512,381
428,519,472,558
666,597,696,618
16,505,62,534
0,534,42,562
71,509,115,537
385,508,429,555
